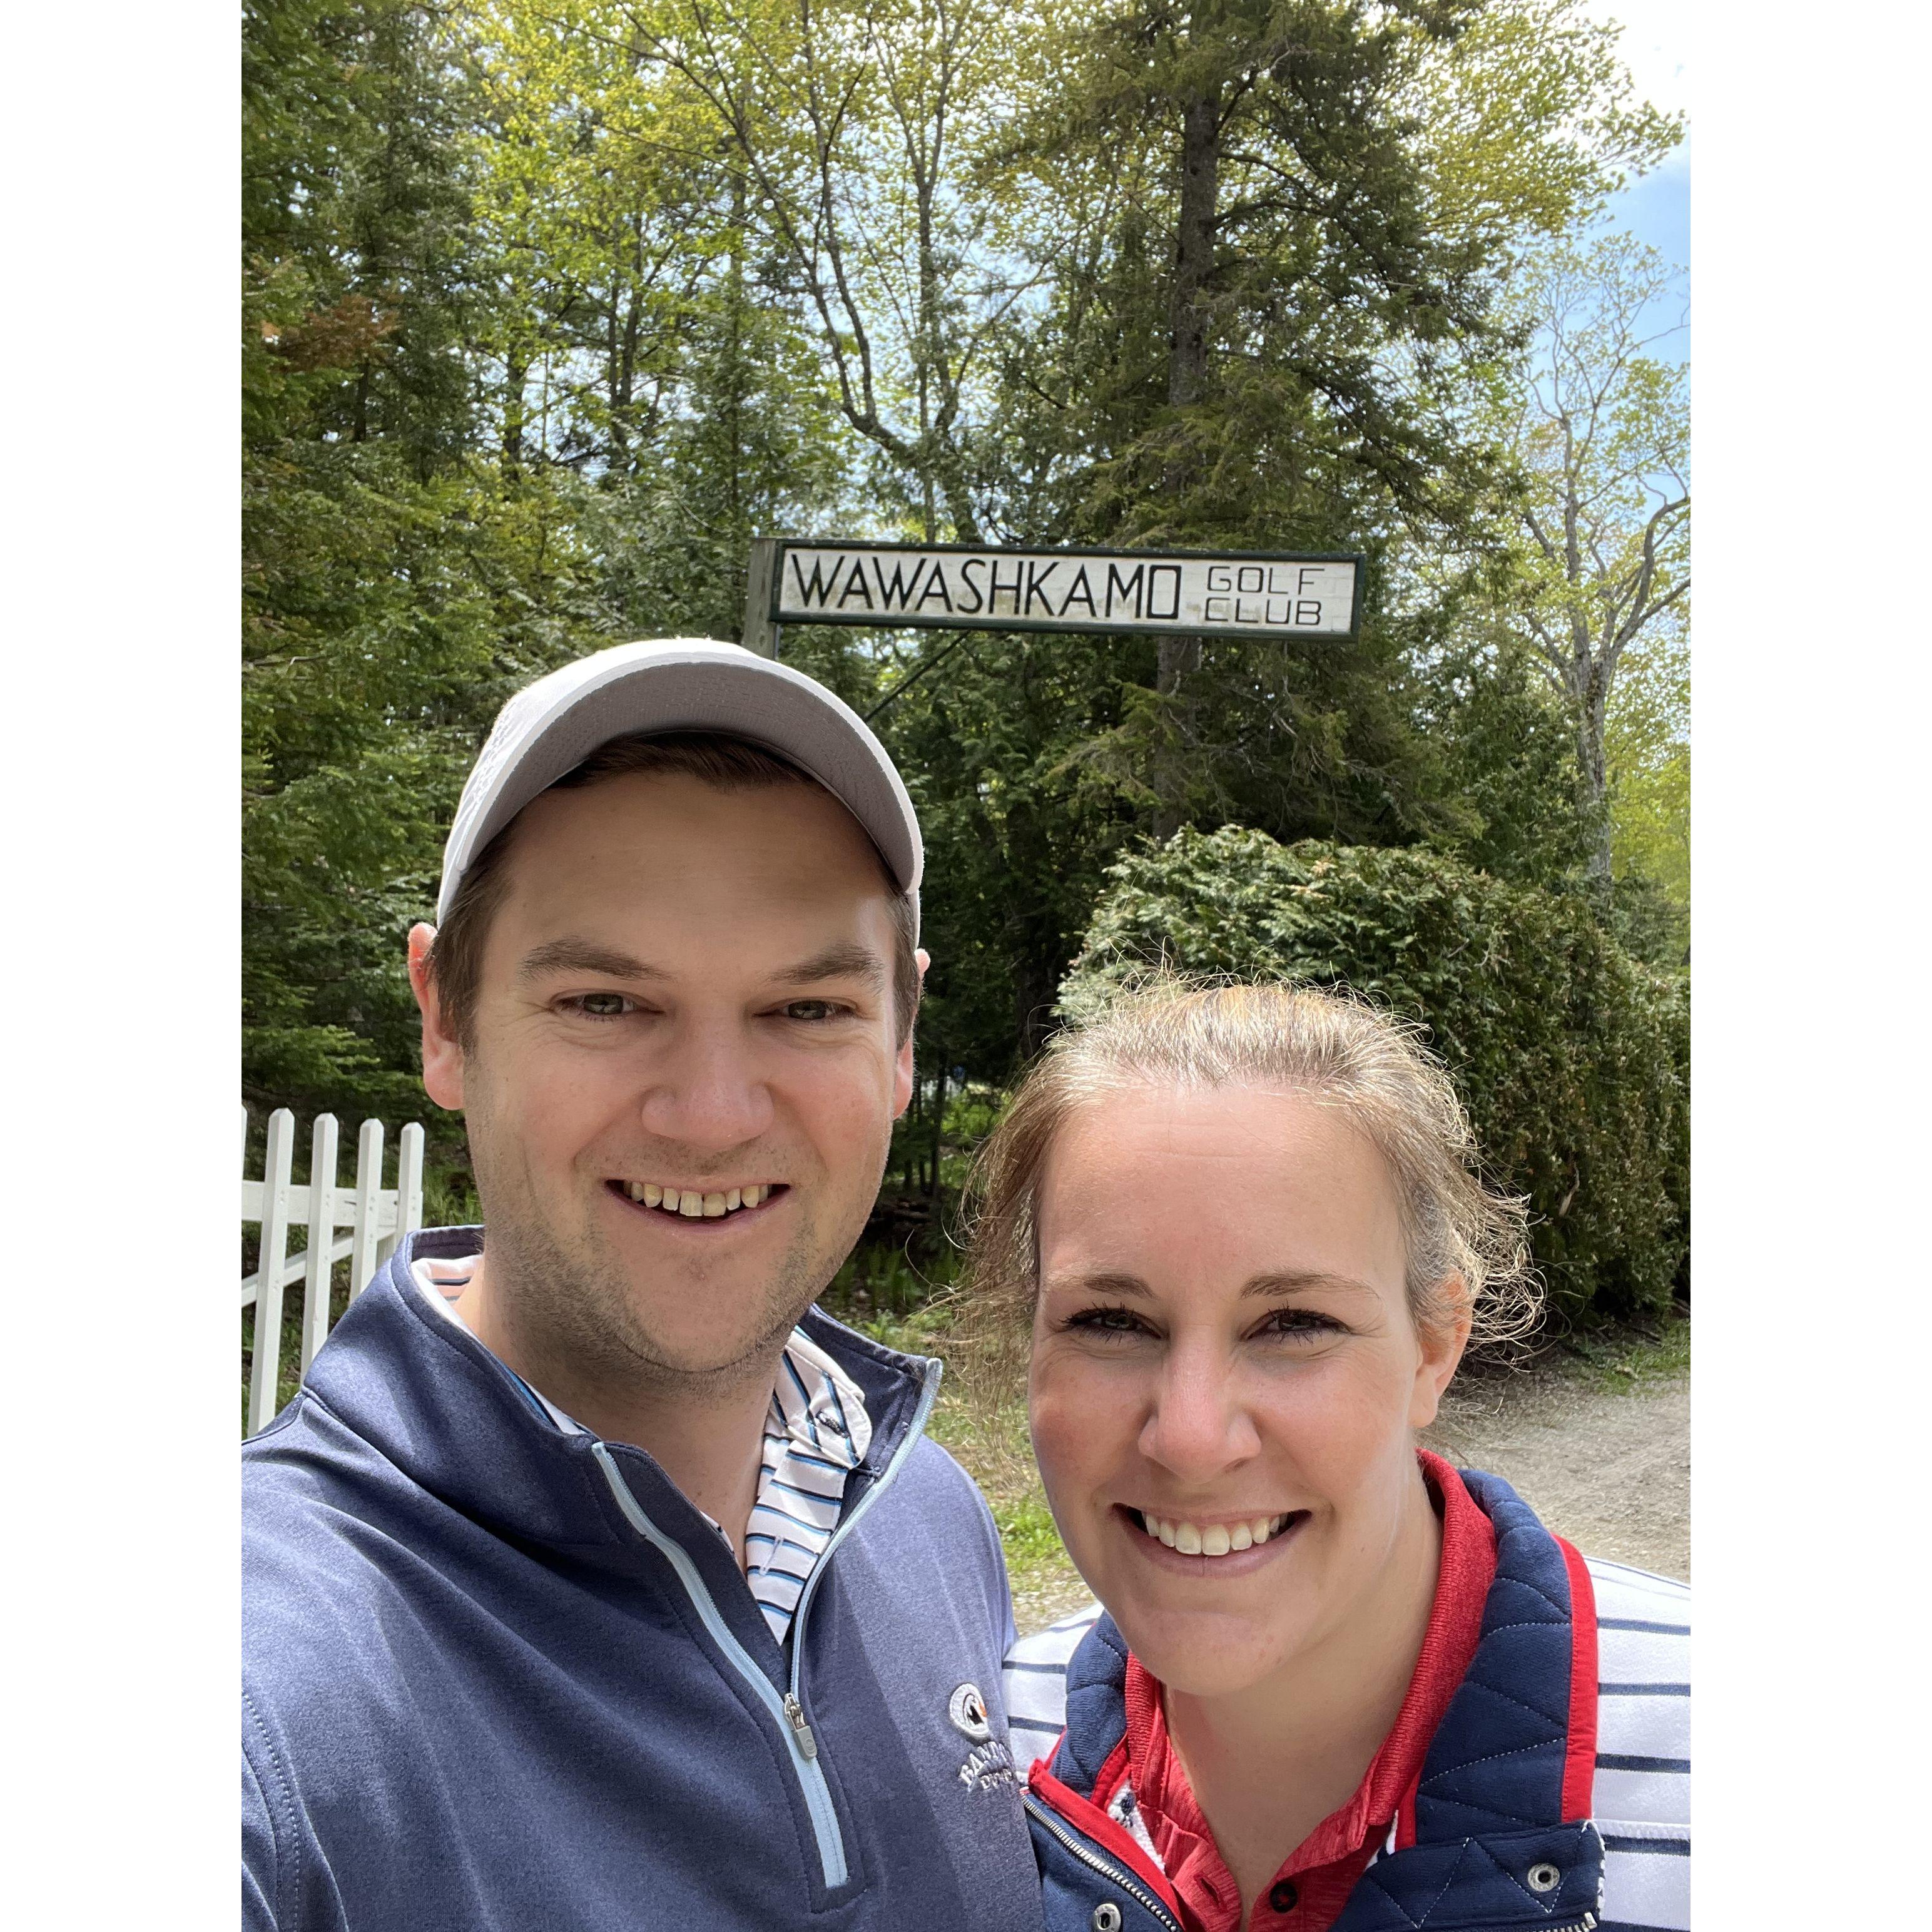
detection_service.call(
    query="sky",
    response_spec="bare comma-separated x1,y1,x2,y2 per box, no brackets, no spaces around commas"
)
1586,0,1690,364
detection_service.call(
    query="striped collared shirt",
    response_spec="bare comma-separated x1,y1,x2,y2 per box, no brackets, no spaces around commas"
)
411,1253,871,1645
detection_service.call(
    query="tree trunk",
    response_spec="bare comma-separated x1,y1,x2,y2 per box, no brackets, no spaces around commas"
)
1168,88,1218,417
1575,673,1614,884
1151,80,1219,843
726,172,746,526
502,350,527,480
926,1064,948,1204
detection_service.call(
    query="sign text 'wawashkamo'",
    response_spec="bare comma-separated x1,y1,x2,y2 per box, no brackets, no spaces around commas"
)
770,542,1362,641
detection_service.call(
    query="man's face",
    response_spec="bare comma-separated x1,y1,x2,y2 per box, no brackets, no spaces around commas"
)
419,771,915,1390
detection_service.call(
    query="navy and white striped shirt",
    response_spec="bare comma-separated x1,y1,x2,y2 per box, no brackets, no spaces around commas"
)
411,1254,871,1645
1005,1558,1691,1932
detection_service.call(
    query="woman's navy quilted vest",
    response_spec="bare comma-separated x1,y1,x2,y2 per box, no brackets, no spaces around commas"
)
1025,1470,1605,1932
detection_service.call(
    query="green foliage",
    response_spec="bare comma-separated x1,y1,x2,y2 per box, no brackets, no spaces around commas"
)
1408,613,1596,891
1605,619,1689,962
243,0,616,1122
1062,827,1688,1319
943,1085,1008,1148
239,0,1689,1345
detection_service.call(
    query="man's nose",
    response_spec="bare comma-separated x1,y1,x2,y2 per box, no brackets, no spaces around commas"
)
1136,1343,1261,1482
636,1020,776,1152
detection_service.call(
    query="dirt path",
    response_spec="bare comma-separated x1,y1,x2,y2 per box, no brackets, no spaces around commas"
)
1421,1365,1689,1582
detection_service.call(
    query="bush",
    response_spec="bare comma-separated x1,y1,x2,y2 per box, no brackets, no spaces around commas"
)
1061,830,1689,1323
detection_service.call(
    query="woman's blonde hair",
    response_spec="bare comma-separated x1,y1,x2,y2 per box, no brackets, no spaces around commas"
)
960,978,1540,1348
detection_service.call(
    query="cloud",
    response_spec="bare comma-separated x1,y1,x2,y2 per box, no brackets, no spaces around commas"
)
1581,0,1692,173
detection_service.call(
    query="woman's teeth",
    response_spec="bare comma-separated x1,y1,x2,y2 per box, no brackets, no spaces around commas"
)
1138,1512,1293,1556
622,1181,770,1218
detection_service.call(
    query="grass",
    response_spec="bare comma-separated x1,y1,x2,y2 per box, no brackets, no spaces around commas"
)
1538,1301,1692,1393
847,1301,1093,1631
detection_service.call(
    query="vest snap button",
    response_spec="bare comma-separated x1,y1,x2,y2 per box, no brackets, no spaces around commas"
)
1269,1881,1298,1912
1527,1862,1561,1893
1091,1904,1124,1932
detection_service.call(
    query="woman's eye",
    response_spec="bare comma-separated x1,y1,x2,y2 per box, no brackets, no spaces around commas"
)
1064,1305,1151,1340
1257,1309,1344,1341
566,992,633,1020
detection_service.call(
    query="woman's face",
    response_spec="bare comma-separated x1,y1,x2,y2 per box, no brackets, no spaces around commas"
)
1028,1082,1465,1699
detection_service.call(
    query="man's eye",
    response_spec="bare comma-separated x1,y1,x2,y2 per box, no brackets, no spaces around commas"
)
564,992,633,1020
782,999,845,1022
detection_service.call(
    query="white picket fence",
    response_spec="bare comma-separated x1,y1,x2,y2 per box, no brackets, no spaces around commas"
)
242,1106,425,1433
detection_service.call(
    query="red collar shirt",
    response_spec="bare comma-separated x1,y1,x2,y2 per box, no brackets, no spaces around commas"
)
1103,1453,1498,1932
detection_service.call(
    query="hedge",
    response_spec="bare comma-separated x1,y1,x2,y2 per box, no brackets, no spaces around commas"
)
1060,829,1689,1323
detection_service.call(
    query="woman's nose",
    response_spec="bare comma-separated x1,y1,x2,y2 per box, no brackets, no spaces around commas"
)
1136,1346,1261,1480
636,1022,776,1150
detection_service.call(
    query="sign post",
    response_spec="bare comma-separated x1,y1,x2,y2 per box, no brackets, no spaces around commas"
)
741,536,781,658
753,538,1363,646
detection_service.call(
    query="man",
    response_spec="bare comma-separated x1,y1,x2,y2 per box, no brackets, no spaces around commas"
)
242,641,1045,1932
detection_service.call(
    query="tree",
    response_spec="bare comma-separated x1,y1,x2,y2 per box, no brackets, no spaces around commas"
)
1488,231,1689,883
239,0,1691,1159
618,0,1050,541
243,0,599,1121
1602,602,1688,960
977,0,1679,840
1063,827,1690,1319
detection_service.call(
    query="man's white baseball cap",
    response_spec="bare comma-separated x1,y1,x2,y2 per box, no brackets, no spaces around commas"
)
436,639,922,933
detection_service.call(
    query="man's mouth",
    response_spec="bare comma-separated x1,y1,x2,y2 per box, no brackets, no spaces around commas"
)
1122,1506,1306,1558
606,1179,787,1221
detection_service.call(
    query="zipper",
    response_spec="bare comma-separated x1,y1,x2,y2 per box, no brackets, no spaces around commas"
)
784,1353,942,1722
1023,1790,1183,1932
781,1692,818,1758
589,1440,849,1889
1028,1790,1597,1932
586,1352,942,1896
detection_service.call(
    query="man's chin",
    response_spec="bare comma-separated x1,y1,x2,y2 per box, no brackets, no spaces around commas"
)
617,1313,806,1385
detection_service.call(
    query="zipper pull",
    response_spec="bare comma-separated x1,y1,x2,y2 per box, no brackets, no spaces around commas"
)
782,1692,819,1760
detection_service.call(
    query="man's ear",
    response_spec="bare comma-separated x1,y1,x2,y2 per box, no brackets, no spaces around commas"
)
1408,1276,1473,1431
891,947,930,1119
408,923,467,1111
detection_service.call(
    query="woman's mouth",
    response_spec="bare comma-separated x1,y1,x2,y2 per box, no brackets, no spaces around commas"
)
606,1179,786,1222
1122,1505,1307,1560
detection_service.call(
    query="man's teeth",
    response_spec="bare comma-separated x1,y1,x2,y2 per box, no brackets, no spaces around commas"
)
623,1181,770,1218
1141,1512,1293,1556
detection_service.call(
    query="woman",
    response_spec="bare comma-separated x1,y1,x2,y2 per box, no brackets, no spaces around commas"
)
974,982,1689,1932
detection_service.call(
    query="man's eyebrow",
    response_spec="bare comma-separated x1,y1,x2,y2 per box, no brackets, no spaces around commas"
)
1242,1271,1378,1299
771,942,888,992
516,938,666,984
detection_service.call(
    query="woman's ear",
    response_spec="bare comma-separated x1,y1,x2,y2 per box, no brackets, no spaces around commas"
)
1408,1276,1472,1431
408,923,467,1111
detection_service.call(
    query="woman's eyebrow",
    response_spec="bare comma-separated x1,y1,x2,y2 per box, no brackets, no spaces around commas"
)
1044,1271,1154,1300
1243,1270,1378,1299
